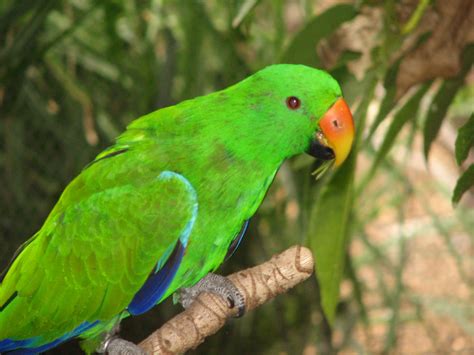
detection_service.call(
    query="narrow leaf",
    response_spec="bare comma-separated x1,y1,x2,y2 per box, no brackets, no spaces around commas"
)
368,83,430,179
311,73,375,323
452,164,474,205
455,113,474,166
308,150,355,324
333,50,362,69
280,4,357,66
330,65,358,105
232,0,259,28
367,59,401,139
400,0,431,34
423,44,474,159
368,32,431,140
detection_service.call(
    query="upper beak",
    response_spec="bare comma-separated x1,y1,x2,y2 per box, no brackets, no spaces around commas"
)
307,98,355,167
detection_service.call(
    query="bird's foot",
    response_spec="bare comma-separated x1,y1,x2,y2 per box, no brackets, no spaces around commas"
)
102,338,148,355
97,324,148,355
177,272,246,317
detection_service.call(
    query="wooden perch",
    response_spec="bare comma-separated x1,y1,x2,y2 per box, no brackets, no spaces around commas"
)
138,245,314,354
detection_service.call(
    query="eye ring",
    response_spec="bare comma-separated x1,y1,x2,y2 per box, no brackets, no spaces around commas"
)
286,96,301,110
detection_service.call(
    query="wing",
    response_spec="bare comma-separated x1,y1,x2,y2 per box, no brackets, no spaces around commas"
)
0,170,197,348
224,219,249,262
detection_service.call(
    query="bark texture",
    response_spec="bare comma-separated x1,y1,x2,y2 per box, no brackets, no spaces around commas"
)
138,245,314,355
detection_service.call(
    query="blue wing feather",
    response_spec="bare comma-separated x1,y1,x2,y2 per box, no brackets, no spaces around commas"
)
224,219,249,262
128,240,185,315
1,321,98,354
128,171,198,315
1,171,198,353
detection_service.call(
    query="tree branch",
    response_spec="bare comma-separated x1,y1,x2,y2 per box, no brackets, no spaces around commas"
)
138,245,314,354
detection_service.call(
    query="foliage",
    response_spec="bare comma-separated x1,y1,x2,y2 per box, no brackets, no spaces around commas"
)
0,0,472,354
453,113,474,204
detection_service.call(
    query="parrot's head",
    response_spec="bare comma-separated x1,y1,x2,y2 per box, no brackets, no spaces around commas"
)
229,64,354,171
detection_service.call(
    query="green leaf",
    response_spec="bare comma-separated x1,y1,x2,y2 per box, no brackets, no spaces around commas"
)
452,164,474,205
333,50,362,69
280,4,357,66
367,59,401,140
368,83,431,179
310,71,376,324
455,113,474,166
330,65,358,105
423,44,474,160
232,0,260,28
367,31,431,140
400,0,431,34
308,149,355,324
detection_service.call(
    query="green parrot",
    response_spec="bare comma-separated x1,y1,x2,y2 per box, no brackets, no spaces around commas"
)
0,64,354,354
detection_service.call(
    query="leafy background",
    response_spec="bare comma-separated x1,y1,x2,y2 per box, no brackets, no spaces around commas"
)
0,0,473,354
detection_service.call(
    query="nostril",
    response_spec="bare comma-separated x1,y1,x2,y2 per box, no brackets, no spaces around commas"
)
332,119,340,128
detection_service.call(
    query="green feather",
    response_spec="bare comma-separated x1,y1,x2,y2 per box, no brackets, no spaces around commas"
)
0,64,342,350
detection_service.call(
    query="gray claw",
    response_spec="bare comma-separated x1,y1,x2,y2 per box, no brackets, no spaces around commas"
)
97,322,148,355
103,338,148,355
178,273,246,317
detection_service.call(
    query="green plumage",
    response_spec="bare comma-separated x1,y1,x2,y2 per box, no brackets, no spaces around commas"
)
0,64,341,352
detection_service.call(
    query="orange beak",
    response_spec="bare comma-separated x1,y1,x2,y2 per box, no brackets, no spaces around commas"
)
317,98,355,166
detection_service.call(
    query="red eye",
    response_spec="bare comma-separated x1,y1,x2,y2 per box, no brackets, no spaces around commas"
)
286,96,300,110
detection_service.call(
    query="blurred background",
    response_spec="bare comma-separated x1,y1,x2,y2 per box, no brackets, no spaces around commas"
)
0,0,473,354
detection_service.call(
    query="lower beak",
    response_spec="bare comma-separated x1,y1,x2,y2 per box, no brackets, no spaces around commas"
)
307,98,354,167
